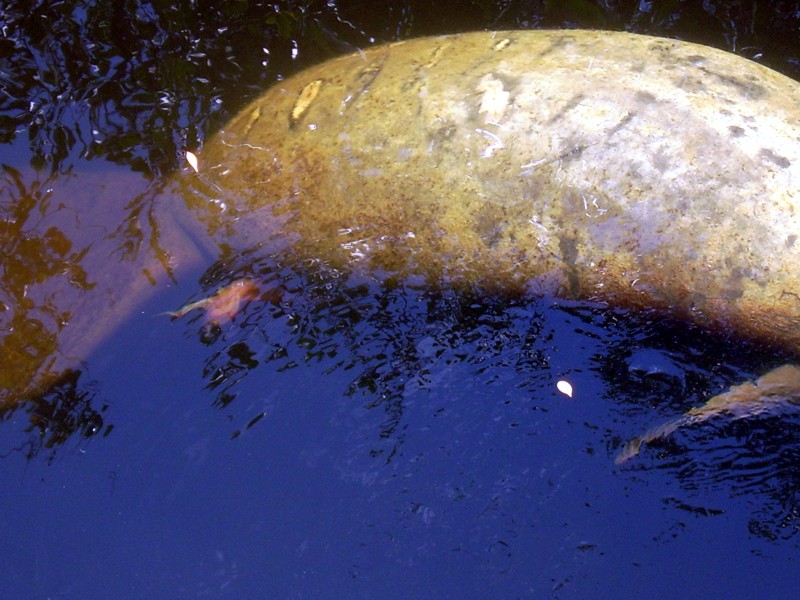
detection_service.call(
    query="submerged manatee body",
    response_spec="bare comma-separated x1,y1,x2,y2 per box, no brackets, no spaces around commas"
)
196,29,800,353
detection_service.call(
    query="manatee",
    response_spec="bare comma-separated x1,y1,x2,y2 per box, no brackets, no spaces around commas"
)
193,29,800,354
7,31,800,453
186,29,800,458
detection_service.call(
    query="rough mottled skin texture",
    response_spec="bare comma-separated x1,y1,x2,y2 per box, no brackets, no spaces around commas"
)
194,30,800,353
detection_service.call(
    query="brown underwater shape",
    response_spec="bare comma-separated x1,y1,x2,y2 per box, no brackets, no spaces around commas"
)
616,364,800,464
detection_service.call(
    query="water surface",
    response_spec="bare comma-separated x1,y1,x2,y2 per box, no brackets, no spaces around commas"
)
2,1,800,598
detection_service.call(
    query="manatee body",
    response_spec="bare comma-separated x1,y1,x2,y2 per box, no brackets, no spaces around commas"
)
195,30,800,352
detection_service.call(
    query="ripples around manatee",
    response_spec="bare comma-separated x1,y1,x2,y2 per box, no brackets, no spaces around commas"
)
176,246,800,546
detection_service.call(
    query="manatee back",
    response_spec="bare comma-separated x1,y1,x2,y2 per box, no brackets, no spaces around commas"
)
196,30,800,351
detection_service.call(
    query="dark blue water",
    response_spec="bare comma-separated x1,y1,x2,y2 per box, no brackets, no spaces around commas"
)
3,2,800,598
4,261,799,597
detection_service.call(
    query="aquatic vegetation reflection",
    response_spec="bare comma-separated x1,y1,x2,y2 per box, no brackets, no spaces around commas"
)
0,370,109,463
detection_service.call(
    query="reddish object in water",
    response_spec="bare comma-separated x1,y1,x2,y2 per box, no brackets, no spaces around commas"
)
168,278,259,325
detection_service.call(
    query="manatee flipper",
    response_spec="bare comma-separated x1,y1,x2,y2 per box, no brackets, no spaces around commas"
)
615,415,692,464
616,364,800,464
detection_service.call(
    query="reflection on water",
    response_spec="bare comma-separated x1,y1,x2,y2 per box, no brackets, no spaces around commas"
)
0,166,90,396
0,1,379,175
0,163,202,406
0,160,210,468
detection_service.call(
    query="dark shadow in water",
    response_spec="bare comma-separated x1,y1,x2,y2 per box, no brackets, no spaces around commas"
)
7,231,800,548
189,250,552,449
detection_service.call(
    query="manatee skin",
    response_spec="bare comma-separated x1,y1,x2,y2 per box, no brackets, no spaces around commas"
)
196,30,800,352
